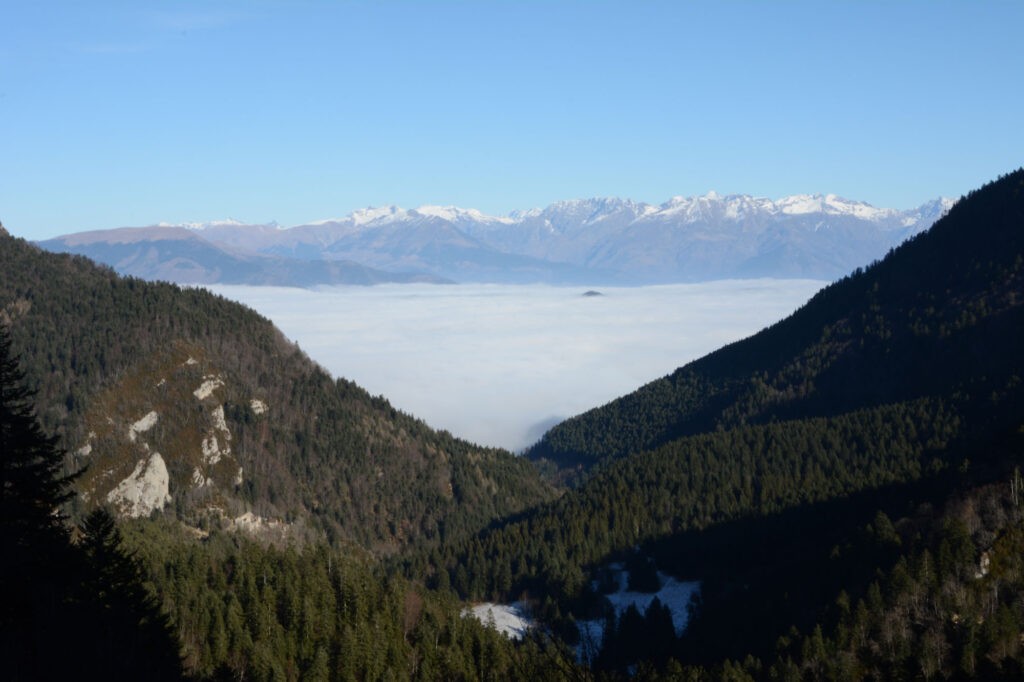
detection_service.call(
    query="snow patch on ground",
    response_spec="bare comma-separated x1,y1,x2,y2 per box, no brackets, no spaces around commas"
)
464,602,533,640
128,410,159,442
250,399,268,415
577,566,700,664
193,375,224,400
234,467,243,486
106,452,172,517
604,573,700,634
185,357,198,365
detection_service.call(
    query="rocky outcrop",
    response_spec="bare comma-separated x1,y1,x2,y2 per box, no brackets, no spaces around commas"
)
106,452,172,517
72,342,268,521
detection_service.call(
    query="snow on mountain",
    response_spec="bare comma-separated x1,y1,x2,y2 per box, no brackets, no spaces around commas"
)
507,207,541,219
537,197,647,224
651,192,904,223
303,204,515,229
159,218,258,230
412,205,516,224
655,192,776,223
152,192,948,238
42,192,956,286
350,205,408,226
774,193,899,221
143,192,950,236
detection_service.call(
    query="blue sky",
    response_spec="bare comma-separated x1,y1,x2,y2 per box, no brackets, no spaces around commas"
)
3,1,1022,239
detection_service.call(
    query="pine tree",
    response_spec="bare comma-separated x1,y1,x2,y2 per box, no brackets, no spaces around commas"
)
76,507,184,679
0,323,78,678
0,323,75,559
1,325,183,679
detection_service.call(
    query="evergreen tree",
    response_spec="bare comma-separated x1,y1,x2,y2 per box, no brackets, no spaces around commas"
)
0,323,78,678
0,323,75,558
75,507,184,679
0,325,183,679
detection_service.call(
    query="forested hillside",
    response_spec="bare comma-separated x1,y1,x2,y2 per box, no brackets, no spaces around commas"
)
0,230,553,551
529,170,1023,473
421,170,1024,678
119,519,572,681
1,320,570,681
3,169,1022,680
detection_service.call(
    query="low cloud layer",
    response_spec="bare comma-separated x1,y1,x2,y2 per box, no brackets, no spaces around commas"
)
208,281,825,451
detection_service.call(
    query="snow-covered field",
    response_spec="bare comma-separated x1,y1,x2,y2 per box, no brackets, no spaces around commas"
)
461,565,700,660
208,280,824,451
464,602,533,640
577,565,700,664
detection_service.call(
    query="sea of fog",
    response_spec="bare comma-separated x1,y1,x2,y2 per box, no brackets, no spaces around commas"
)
206,280,826,451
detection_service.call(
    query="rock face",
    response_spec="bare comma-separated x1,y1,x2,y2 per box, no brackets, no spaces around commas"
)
72,341,268,522
193,376,224,400
106,452,172,517
128,410,158,442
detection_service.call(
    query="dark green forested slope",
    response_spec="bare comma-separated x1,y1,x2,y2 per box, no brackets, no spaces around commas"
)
0,229,553,551
698,477,1024,680
4,169,1023,680
2,324,185,680
528,169,1024,472
435,399,961,594
122,520,585,681
120,519,572,681
585,470,1024,680
419,170,1024,678
2,321,572,681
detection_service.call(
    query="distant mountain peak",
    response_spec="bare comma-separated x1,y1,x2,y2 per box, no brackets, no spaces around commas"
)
411,205,514,224
508,207,543,220
40,189,957,286
773,193,899,220
146,192,950,233
537,197,646,224
158,218,252,230
350,205,408,226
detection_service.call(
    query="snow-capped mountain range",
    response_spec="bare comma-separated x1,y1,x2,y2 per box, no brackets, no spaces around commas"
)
39,192,956,286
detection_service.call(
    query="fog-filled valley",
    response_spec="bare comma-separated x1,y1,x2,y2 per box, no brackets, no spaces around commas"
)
4,170,1024,680
5,1,1024,678
206,280,826,450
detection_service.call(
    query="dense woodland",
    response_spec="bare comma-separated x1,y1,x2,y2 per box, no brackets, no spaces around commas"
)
529,168,1024,474
1,169,1023,679
430,169,1024,677
0,228,554,551
0,326,183,679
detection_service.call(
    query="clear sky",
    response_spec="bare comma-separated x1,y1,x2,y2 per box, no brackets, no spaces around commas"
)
3,1,1022,239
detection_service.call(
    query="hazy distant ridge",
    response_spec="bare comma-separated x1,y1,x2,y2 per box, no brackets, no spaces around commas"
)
40,193,954,286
